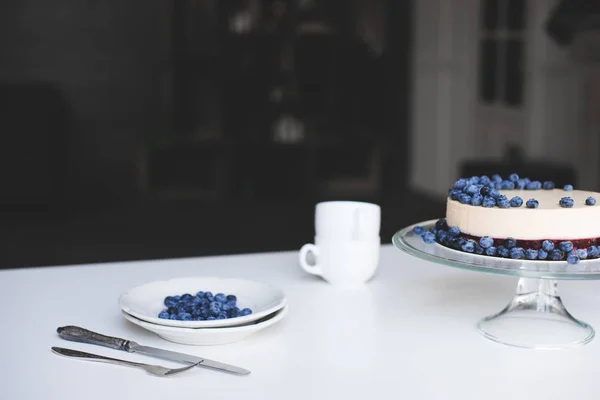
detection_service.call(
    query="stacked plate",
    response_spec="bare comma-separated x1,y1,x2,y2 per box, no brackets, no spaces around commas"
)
118,277,288,345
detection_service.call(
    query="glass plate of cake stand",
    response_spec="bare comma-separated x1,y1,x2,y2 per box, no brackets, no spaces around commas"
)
392,219,600,350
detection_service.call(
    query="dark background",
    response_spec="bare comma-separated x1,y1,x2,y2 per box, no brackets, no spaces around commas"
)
0,0,589,269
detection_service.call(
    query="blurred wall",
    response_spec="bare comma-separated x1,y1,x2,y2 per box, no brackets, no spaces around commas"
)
0,0,171,206
409,0,594,197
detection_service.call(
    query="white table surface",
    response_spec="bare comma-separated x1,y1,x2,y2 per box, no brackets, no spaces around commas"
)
3,244,600,400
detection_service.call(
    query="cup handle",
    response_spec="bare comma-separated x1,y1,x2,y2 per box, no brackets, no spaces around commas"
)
299,244,322,276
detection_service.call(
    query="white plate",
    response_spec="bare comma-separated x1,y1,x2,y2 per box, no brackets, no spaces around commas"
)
121,305,288,345
118,276,287,328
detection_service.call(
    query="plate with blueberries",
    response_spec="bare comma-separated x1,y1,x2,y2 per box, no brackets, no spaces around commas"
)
119,277,287,329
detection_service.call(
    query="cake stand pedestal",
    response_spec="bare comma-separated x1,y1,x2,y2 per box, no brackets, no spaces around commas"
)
393,219,600,350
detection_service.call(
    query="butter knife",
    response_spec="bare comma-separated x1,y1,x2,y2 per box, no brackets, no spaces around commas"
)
56,326,250,375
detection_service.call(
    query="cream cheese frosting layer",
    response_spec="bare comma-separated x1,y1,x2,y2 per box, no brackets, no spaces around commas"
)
445,189,600,240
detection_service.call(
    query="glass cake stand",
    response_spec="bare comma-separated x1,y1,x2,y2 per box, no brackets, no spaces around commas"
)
392,219,600,350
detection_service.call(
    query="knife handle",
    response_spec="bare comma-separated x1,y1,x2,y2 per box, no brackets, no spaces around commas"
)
57,326,131,352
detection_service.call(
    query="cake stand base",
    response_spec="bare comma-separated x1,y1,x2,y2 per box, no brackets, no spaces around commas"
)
476,278,594,349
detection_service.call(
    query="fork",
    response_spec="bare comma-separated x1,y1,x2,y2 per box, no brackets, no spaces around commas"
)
51,347,200,377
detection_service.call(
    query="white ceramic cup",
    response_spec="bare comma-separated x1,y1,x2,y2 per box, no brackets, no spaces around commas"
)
298,236,381,287
315,201,380,240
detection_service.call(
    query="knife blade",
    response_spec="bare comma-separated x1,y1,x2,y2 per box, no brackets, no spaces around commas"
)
56,325,250,375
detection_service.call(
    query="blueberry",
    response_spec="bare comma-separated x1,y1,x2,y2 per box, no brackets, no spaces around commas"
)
492,174,503,183
576,249,588,259
525,249,538,260
542,240,554,252
180,293,193,302
204,291,214,302
221,303,232,312
469,176,481,185
437,230,448,243
510,247,525,259
543,181,555,190
240,308,252,316
538,249,548,260
228,307,241,318
209,301,222,309
451,237,467,250
474,244,484,254
412,226,425,235
158,310,170,319
500,180,515,190
448,226,461,236
508,173,519,182
215,293,227,304
567,254,580,265
169,314,179,320
516,179,527,190
422,232,436,244
465,185,480,196
526,199,539,208
479,236,494,249
480,187,491,196
489,189,501,199
497,199,510,208
497,246,509,257
509,196,523,207
472,194,483,206
504,238,517,249
564,184,573,191
173,295,181,301
435,218,448,230
549,249,564,260
459,194,472,204
217,312,228,319
588,246,599,258
526,181,542,190
454,179,468,190
480,176,491,185
559,197,574,208
450,190,461,201
180,312,193,321
192,296,203,305
196,291,205,298
167,306,178,315
559,241,573,252
586,197,596,206
482,196,496,207
164,296,178,307
461,240,475,253
485,246,497,256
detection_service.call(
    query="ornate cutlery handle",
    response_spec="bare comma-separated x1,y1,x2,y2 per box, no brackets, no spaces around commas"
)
57,326,131,352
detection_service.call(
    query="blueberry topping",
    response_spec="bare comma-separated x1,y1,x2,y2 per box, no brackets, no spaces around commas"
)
549,249,564,260
465,185,480,196
504,238,517,249
559,197,574,208
485,246,497,256
454,178,468,189
538,249,548,260
482,196,496,207
510,247,525,259
564,184,573,191
526,199,539,208
586,197,596,206
497,246,509,257
422,232,436,244
576,249,588,259
567,254,580,264
588,246,599,258
489,189,501,199
448,226,461,236
461,240,475,253
525,249,538,260
543,181,555,190
471,194,483,206
559,241,573,252
480,187,491,196
475,244,484,254
509,196,523,207
479,236,494,249
542,240,555,252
